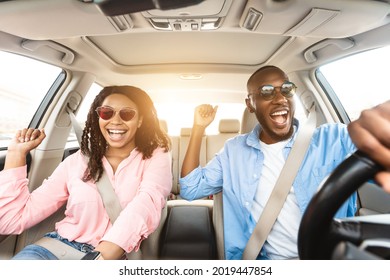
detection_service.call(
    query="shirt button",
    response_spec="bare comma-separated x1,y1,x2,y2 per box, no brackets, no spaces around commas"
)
253,174,257,178
245,202,250,207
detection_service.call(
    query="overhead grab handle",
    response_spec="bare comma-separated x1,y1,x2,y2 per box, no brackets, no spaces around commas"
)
304,38,355,63
21,39,75,65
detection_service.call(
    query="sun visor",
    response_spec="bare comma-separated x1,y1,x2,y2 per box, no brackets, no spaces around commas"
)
240,0,390,38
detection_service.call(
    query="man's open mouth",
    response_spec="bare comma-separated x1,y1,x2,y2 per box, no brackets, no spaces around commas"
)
270,110,288,125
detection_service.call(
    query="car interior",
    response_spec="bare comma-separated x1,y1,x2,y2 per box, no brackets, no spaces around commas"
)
0,0,390,260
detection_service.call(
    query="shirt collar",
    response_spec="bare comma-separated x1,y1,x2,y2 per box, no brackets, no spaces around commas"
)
246,118,300,150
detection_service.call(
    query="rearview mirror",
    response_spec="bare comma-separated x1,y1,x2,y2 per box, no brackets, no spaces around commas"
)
93,0,205,16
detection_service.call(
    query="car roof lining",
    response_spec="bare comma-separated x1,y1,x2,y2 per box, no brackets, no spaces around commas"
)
0,0,388,39
0,0,389,69
1,0,390,101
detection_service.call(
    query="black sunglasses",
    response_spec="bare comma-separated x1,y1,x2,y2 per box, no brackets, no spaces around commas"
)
95,106,137,122
249,81,297,101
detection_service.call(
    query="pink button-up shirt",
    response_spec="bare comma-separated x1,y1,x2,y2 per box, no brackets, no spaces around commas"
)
0,147,172,252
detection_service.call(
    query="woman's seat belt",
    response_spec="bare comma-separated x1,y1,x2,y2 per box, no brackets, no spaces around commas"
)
242,103,317,260
66,107,142,259
95,168,143,259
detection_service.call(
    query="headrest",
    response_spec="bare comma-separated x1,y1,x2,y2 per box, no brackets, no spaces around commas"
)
180,127,206,136
180,127,192,136
240,108,258,134
218,119,240,133
159,119,168,133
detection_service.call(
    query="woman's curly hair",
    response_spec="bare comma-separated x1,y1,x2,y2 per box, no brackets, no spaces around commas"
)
80,85,170,182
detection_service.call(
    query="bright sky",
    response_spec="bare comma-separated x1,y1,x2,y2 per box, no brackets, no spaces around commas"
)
319,45,390,120
0,51,61,141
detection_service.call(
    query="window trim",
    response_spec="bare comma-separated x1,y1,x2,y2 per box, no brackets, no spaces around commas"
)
28,70,67,129
315,68,350,124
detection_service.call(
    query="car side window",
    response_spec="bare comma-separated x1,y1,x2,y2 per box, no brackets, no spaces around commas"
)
317,46,390,122
0,51,62,149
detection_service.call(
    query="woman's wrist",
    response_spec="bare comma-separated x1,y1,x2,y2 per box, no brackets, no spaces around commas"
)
4,150,27,170
94,240,125,260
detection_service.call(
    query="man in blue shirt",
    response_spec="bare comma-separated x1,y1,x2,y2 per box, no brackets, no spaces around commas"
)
179,65,357,260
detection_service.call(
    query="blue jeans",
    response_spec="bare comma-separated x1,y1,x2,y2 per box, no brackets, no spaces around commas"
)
12,231,95,260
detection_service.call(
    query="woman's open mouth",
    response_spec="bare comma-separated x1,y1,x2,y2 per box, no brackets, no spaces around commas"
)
107,129,127,141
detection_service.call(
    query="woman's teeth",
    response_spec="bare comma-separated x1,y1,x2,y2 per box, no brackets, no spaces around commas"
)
108,129,126,135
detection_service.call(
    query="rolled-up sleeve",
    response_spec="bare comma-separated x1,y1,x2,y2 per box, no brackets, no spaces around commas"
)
180,152,224,201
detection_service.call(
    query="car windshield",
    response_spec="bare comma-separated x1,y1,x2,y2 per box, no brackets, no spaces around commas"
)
75,84,247,136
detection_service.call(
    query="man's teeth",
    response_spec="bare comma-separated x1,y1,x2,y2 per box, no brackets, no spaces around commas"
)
271,110,287,116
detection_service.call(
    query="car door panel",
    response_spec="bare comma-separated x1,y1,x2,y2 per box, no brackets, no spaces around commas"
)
358,182,390,215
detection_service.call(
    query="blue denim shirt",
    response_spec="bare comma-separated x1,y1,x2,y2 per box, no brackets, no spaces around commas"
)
179,120,357,260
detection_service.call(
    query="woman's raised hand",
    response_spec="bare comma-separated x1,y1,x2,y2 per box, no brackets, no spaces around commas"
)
8,128,46,155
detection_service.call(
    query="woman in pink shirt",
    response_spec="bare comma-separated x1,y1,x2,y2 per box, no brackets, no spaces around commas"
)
0,85,172,260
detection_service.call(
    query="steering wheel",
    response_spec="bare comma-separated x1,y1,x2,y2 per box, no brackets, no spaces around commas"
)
297,150,389,260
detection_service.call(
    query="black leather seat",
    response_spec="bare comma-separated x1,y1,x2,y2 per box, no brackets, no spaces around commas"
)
160,205,217,260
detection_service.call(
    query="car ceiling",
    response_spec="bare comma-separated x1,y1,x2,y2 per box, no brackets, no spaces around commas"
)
0,0,390,103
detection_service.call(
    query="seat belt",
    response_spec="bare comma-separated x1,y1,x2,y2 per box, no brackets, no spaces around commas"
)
66,106,142,259
66,106,83,144
242,103,317,260
94,164,142,259
66,106,124,225
96,171,123,224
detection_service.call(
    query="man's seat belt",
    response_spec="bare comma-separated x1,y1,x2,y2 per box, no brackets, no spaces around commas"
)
242,103,317,260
